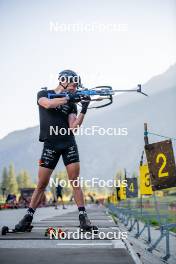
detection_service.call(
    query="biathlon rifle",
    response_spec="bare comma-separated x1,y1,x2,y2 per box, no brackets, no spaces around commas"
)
48,84,148,109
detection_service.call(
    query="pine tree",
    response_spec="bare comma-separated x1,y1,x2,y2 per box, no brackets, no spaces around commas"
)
17,170,25,189
1,166,8,195
23,170,32,187
7,163,18,194
17,170,33,190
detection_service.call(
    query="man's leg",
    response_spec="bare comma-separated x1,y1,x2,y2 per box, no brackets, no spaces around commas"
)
14,139,60,231
66,162,93,231
14,167,53,231
54,193,58,209
30,167,53,209
30,140,59,210
63,144,94,231
66,162,84,207
59,195,66,209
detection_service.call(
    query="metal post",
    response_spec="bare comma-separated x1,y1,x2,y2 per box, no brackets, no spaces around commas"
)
144,123,149,145
124,168,130,210
140,150,144,216
144,123,161,225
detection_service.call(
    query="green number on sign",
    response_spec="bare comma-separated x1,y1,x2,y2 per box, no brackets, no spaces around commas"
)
156,153,169,178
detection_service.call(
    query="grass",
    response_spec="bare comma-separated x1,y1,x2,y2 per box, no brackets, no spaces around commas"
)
116,195,176,232
141,208,176,232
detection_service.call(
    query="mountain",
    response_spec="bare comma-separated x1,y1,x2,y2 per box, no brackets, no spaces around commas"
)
0,64,176,181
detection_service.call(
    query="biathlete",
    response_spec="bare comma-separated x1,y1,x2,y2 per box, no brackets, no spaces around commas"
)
14,70,96,232
54,182,66,210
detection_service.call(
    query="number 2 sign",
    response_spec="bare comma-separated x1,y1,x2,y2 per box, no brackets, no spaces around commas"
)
145,139,176,190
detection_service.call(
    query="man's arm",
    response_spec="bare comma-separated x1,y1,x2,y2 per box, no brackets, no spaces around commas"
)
38,97,68,109
68,98,90,129
68,113,85,129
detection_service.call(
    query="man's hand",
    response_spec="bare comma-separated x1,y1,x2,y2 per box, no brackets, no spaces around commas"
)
80,96,90,114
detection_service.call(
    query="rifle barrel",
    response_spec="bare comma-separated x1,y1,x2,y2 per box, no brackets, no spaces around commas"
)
113,89,138,92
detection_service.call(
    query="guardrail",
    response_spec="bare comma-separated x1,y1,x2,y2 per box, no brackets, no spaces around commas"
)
108,203,176,261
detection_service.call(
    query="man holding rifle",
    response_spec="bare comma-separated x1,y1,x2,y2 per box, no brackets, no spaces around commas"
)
14,70,95,232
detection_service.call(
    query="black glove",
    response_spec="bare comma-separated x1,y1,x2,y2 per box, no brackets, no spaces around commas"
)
80,96,91,114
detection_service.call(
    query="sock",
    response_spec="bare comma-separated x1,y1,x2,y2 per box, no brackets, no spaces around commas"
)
78,206,86,214
27,207,35,216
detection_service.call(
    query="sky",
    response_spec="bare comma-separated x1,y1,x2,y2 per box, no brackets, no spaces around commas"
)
0,0,176,139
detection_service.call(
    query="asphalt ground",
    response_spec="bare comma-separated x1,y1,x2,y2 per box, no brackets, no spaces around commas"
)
0,205,137,264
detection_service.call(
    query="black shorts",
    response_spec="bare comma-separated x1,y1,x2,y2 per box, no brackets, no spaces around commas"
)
56,193,62,199
39,140,80,169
